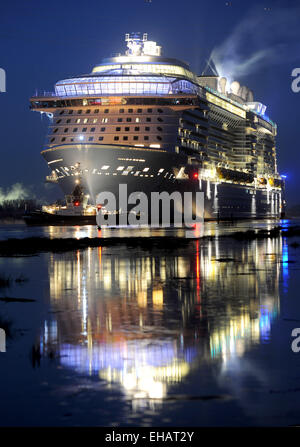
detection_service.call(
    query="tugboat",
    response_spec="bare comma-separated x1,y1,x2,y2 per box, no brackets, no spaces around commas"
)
23,183,97,226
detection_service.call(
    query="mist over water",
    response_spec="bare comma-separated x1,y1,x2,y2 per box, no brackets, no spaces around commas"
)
210,4,300,83
0,183,30,205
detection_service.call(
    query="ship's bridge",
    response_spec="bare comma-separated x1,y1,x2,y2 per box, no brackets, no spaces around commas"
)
54,33,200,98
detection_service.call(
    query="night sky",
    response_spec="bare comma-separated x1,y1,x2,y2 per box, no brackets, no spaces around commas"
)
0,0,299,205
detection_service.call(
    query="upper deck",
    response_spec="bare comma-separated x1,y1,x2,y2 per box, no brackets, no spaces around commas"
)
30,33,276,132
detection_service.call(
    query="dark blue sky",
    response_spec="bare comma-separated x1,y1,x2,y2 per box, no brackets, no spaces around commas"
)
0,0,299,204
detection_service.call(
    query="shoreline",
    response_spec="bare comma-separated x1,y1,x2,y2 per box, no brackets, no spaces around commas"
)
0,225,299,256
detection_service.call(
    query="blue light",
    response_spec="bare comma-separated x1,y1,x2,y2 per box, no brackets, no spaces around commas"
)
281,175,287,179
282,239,289,293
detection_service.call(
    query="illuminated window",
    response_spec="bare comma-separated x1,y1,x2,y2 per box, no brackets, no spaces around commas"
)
76,119,80,123
135,118,140,123
117,166,124,170
93,119,98,123
101,165,109,170
143,167,149,172
102,118,108,123
83,118,88,123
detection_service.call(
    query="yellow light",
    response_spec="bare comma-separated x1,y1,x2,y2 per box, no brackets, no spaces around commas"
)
206,92,246,118
152,288,163,309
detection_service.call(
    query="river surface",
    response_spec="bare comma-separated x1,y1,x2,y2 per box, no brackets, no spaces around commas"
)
0,219,300,426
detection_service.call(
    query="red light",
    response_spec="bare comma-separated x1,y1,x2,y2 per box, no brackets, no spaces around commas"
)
193,173,198,179
97,204,102,211
74,201,80,207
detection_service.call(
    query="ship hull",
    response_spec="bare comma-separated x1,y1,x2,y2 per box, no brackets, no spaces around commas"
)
42,144,282,220
23,211,96,226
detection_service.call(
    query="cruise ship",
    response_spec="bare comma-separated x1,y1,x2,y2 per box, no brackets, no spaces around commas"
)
30,33,285,220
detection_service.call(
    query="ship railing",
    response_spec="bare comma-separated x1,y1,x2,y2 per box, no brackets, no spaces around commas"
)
31,91,201,99
33,91,57,97
204,86,277,129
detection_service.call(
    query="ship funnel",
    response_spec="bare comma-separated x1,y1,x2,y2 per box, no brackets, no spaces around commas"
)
230,81,240,96
239,86,248,101
246,89,254,102
219,77,227,94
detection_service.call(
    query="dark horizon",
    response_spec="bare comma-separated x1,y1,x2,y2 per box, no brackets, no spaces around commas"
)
0,0,299,205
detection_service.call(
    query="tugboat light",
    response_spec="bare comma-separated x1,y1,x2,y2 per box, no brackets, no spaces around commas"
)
74,201,80,207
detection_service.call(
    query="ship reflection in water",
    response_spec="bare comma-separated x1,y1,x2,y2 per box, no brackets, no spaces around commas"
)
39,235,281,415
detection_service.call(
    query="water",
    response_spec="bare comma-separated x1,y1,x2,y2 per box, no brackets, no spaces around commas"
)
0,218,289,239
0,219,300,426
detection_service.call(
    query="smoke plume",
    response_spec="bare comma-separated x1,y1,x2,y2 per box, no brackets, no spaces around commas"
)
210,4,300,84
0,183,31,205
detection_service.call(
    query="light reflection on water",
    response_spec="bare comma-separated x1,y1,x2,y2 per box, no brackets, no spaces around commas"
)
0,218,287,240
39,235,282,414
